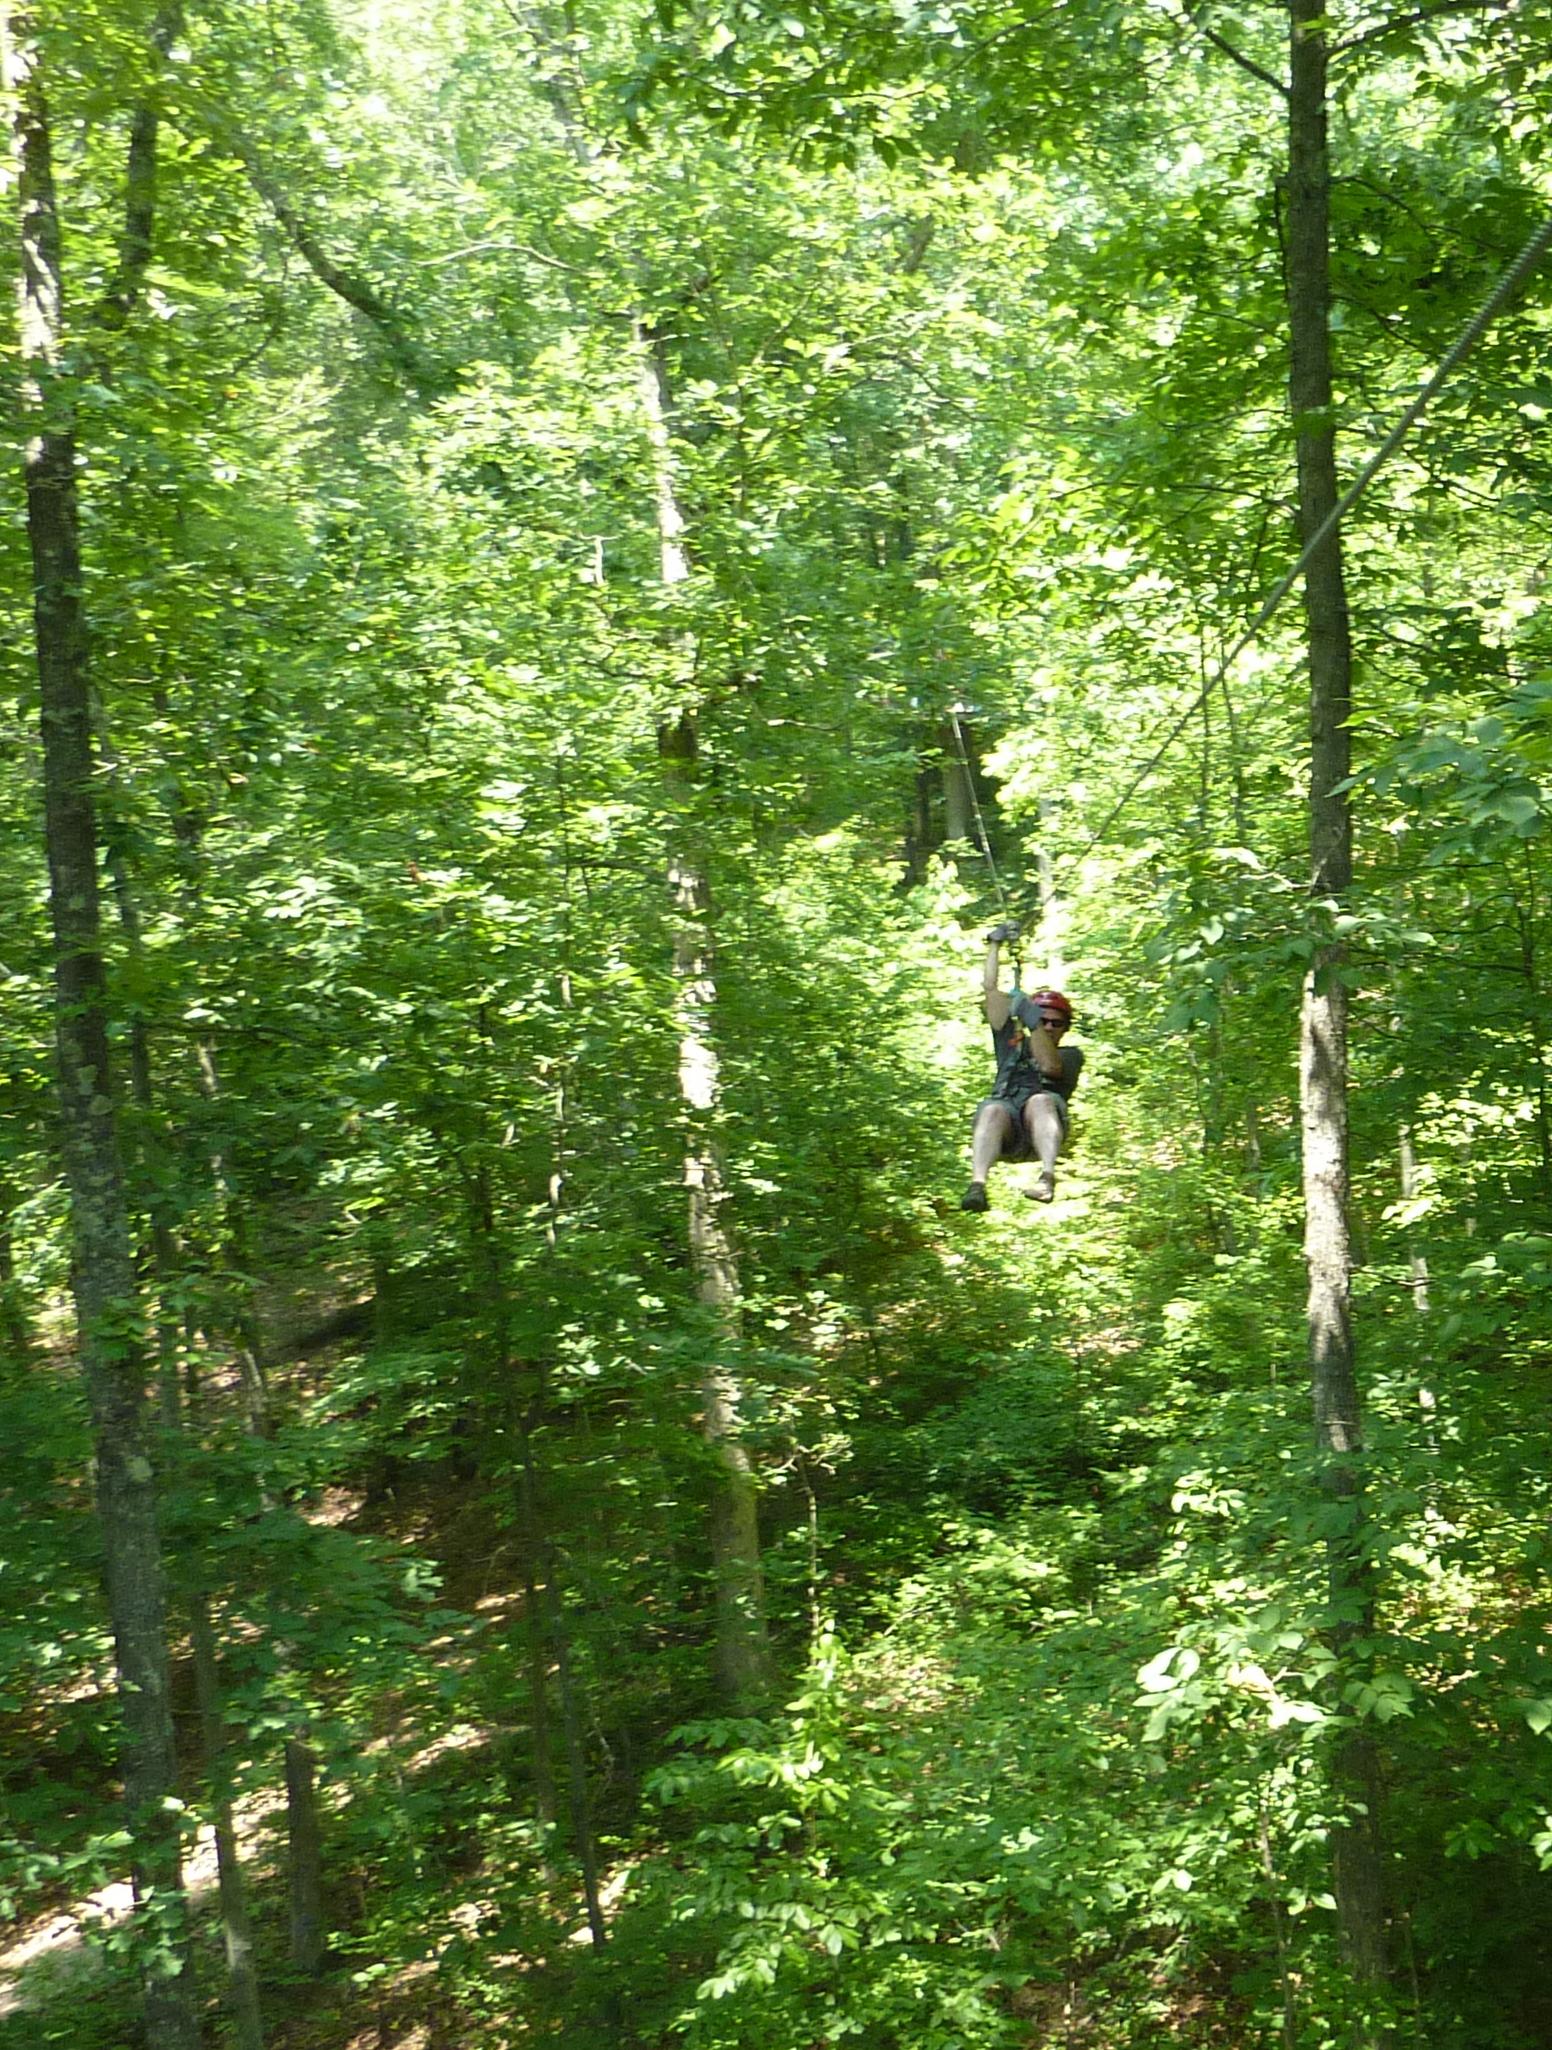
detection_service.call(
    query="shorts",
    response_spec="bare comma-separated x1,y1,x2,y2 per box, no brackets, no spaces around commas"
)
977,1087,1068,1162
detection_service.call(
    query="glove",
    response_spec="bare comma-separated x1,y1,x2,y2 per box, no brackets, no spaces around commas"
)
985,919,1021,945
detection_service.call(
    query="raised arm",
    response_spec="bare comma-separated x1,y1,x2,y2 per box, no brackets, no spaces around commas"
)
982,920,1020,1030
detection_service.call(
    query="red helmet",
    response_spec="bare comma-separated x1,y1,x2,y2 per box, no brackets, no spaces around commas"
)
1030,988,1073,1024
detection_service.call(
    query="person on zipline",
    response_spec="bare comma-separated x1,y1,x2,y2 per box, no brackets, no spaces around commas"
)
961,920,1082,1213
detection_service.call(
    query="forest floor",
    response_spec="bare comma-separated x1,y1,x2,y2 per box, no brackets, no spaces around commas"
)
4,1412,642,2048
6,1144,1277,2049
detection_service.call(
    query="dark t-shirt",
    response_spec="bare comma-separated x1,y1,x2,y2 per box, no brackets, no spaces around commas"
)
991,989,1084,1104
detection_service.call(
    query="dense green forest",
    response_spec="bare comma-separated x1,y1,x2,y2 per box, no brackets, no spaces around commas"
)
4,0,1552,2044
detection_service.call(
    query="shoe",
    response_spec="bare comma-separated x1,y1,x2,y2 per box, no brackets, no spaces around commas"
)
1026,1173,1056,1204
960,1182,988,1213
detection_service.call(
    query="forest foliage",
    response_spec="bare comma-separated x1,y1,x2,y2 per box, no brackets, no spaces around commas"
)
3,0,1552,2045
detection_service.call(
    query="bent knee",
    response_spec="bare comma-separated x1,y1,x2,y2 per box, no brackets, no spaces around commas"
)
1024,1093,1067,1140
975,1100,1017,1138
974,1102,1021,1160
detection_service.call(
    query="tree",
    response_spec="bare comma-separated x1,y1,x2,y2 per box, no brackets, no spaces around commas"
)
1283,0,1391,2014
2,5,201,2040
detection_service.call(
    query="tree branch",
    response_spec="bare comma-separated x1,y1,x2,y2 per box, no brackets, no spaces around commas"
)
1176,0,1287,95
227,133,447,390
171,77,447,390
498,0,594,165
1331,0,1513,60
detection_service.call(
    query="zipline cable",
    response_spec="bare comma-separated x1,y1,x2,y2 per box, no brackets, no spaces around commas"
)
948,703,1013,922
1080,208,1552,857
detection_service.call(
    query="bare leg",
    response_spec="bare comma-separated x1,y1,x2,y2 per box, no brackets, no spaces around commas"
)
1023,1095,1065,1201
962,1102,1017,1211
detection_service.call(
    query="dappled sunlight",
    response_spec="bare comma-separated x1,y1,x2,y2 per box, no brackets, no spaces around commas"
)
403,1723,495,1773
0,1881,133,2019
0,1798,282,2020
304,1485,370,1528
473,1589,526,1618
8,0,1552,2045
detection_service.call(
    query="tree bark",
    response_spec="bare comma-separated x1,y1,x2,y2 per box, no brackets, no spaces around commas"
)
182,108,441,391
638,333,772,1708
902,762,935,884
514,1436,560,1843
1285,0,1393,2020
106,865,268,2046
532,1440,608,1949
0,1176,37,1370
1397,1125,1430,1314
99,1,182,329
285,1736,326,1976
511,14,771,1704
190,1597,266,2050
470,1149,601,1929
941,716,977,848
1513,857,1552,1207
3,13,201,2042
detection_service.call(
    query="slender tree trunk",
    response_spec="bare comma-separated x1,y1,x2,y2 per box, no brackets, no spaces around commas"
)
1285,0,1393,2019
189,1040,324,1978
1397,1125,1430,1315
468,1175,564,1875
528,1429,607,1948
190,1599,266,2050
108,864,267,2046
187,1004,324,1977
1513,857,1552,1207
1033,794,1066,972
941,716,977,847
515,1441,560,1841
469,1131,601,1932
638,333,772,1708
518,12,770,1700
103,833,194,1427
0,1176,37,1369
3,16,201,2042
284,1738,326,1976
193,1041,271,1437
902,763,935,884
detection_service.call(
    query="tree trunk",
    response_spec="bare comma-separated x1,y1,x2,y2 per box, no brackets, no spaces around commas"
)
187,1011,327,1976
3,15,201,2042
1513,857,1552,1208
0,1176,37,1370
108,867,267,2045
515,1444,560,1843
193,1041,272,1438
1397,1125,1429,1315
518,25,770,1703
532,1440,608,1949
941,716,977,847
469,1146,599,1926
901,762,935,884
1285,0,1393,2019
638,332,772,1708
285,1738,326,1976
102,834,193,1419
190,1598,266,2050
